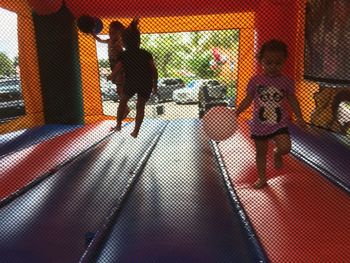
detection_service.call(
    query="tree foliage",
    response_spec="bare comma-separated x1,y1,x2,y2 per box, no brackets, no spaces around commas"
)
141,33,188,78
98,58,109,69
0,52,16,77
140,29,239,81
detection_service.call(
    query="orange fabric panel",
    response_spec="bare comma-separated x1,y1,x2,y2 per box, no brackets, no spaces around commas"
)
24,0,259,18
0,3,44,133
235,28,256,119
295,81,318,123
17,13,44,118
294,0,316,123
99,12,255,35
66,0,260,18
78,31,104,121
0,0,30,15
1,0,313,130
0,114,44,134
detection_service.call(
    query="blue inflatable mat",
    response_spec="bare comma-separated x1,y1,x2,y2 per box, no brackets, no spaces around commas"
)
290,124,350,191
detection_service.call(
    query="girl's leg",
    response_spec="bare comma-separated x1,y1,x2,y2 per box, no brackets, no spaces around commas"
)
116,95,130,131
131,96,148,138
254,139,269,189
272,133,291,169
116,85,130,119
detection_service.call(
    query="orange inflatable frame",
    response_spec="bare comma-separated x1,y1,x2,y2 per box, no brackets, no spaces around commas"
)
0,0,315,134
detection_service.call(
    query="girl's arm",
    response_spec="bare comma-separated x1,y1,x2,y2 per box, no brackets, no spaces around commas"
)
287,93,307,127
150,59,158,94
235,93,254,117
108,61,122,81
92,33,109,44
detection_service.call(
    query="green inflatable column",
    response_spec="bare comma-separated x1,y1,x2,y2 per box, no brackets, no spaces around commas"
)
33,4,84,124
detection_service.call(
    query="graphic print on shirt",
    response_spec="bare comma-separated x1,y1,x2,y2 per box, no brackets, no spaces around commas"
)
257,84,285,124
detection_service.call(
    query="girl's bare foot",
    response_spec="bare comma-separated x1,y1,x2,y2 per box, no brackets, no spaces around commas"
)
130,130,139,138
273,149,283,169
254,179,267,189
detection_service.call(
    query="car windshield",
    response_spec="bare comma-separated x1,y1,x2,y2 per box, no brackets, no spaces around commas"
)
0,79,21,93
186,80,203,89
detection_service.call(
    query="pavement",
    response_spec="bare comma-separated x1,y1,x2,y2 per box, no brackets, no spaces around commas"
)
102,100,199,120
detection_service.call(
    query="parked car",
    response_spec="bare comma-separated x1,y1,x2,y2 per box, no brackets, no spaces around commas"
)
153,78,185,103
100,78,118,101
0,78,25,121
101,77,184,103
198,81,228,119
173,79,226,106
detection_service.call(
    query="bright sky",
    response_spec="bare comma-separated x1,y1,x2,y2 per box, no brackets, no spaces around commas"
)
0,8,18,60
95,35,109,60
0,7,108,62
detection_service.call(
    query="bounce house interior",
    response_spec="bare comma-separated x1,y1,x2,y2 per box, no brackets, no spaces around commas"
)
0,0,350,262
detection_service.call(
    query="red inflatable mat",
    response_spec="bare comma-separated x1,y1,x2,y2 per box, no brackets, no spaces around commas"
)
218,123,350,262
0,120,115,201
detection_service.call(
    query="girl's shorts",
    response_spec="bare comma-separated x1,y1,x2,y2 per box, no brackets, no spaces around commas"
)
251,127,289,141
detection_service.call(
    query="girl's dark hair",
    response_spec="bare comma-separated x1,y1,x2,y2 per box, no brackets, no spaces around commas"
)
257,39,288,61
122,17,140,49
109,21,124,31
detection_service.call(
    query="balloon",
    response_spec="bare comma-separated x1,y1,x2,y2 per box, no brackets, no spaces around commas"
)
202,106,237,141
77,15,95,33
77,15,103,34
92,17,103,34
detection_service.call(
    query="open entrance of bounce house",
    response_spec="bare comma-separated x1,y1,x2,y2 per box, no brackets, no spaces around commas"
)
95,28,240,121
0,8,25,123
76,11,256,125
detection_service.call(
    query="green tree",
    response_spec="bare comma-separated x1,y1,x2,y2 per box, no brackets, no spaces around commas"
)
188,50,219,79
0,52,16,77
207,30,239,49
140,29,240,81
14,55,19,67
142,33,187,78
98,58,109,68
